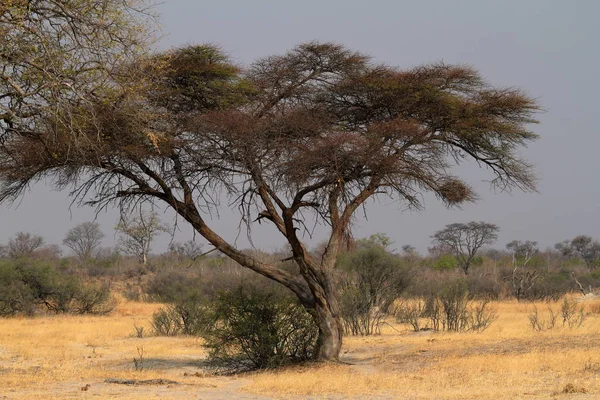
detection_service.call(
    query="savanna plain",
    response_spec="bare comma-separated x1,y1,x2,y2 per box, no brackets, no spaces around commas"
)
1,295,599,400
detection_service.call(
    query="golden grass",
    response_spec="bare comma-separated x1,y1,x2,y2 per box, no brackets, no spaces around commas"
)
0,296,599,399
0,298,220,399
247,298,600,399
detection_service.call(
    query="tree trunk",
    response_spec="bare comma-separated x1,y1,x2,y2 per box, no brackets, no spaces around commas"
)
313,299,344,361
301,268,344,362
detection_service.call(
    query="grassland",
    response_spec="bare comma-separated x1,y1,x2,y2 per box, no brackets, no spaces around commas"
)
1,296,599,399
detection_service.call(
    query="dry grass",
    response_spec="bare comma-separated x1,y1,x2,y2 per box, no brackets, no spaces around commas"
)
0,296,599,399
247,298,600,399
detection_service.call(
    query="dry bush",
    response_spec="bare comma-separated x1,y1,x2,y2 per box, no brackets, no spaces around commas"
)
0,260,114,316
396,289,497,333
528,297,587,331
588,301,600,315
395,299,428,331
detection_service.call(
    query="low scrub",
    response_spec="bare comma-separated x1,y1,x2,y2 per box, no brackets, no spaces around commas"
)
150,279,319,372
0,260,114,316
151,295,212,336
202,286,318,372
397,282,497,332
528,297,588,331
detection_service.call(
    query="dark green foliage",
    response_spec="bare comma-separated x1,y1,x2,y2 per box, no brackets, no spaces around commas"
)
149,269,213,336
151,295,212,336
337,244,411,335
201,286,318,372
555,235,600,268
0,260,114,316
0,263,35,315
151,302,212,336
578,269,600,291
73,282,115,315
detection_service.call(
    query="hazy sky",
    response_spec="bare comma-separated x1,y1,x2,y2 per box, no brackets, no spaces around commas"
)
1,0,598,255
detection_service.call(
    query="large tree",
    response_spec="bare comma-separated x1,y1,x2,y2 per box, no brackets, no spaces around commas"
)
0,4,539,360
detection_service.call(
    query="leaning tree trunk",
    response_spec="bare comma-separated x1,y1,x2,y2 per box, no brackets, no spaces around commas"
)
176,206,345,361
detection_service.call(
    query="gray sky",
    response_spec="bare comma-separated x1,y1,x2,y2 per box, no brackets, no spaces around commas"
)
1,0,598,255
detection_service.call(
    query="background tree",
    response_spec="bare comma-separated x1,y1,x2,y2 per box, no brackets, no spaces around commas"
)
555,235,600,268
63,222,105,263
506,240,538,267
7,232,44,259
431,222,500,275
116,211,169,265
506,240,539,301
0,30,540,361
168,240,204,262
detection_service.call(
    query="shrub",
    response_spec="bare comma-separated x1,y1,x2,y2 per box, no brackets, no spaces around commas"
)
201,286,318,372
432,254,458,271
466,272,503,300
395,299,427,331
397,281,497,333
560,297,587,328
151,294,212,336
0,277,35,316
152,307,185,336
0,260,114,316
72,282,115,315
528,305,557,331
337,245,411,335
528,297,587,331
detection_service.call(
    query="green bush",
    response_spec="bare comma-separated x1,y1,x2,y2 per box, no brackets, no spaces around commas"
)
151,294,212,336
152,307,183,336
432,254,459,271
337,245,410,335
73,282,115,315
0,260,114,316
0,263,35,316
201,286,318,372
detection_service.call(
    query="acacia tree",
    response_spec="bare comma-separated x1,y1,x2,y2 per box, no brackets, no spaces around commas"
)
432,222,500,275
0,4,540,360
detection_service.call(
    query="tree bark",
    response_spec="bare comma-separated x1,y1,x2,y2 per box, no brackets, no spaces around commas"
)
313,297,344,361
301,266,344,361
